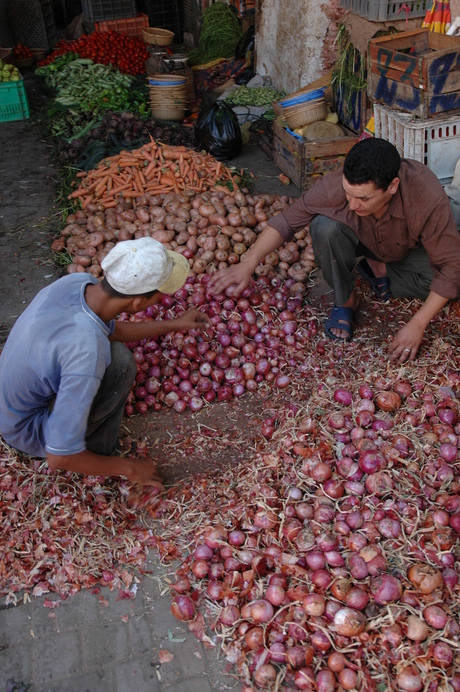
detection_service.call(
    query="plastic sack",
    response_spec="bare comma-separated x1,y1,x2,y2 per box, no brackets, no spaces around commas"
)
194,101,242,160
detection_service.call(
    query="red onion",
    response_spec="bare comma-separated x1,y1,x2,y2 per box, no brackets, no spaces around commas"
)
423,604,447,629
286,644,308,668
334,388,353,406
358,450,385,474
315,669,336,692
268,641,286,663
253,664,277,688
219,604,240,626
170,595,196,621
302,593,325,616
438,406,457,425
333,607,365,636
431,641,453,668
265,584,285,606
251,599,274,623
396,665,423,691
348,554,369,579
370,574,402,604
338,668,358,690
345,587,369,610
293,667,315,690
327,652,346,673
442,567,458,588
311,630,331,652
439,442,457,463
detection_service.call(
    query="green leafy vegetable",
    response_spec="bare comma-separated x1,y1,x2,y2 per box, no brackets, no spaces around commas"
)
188,3,243,66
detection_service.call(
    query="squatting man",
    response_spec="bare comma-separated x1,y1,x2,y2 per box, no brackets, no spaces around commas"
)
0,238,210,490
210,137,460,362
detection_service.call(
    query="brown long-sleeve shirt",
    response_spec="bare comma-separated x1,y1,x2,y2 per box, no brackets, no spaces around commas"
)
269,159,460,300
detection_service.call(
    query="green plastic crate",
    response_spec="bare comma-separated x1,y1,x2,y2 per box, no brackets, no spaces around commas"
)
0,78,30,122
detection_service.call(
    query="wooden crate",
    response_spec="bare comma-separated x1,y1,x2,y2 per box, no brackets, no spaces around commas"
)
273,121,359,191
368,28,460,119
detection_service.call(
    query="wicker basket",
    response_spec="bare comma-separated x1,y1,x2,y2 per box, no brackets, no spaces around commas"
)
30,48,46,62
151,105,186,121
0,48,14,64
14,57,34,68
284,98,327,130
149,74,187,120
142,27,174,46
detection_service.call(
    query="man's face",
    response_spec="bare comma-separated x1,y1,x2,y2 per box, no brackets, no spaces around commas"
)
342,176,399,219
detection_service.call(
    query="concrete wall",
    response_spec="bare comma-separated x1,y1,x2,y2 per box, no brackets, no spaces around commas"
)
255,0,346,93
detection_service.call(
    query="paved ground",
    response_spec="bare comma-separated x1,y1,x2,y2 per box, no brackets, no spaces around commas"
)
0,71,302,692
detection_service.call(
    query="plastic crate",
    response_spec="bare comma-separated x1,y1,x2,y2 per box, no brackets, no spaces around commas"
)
81,0,137,22
95,12,149,36
8,0,57,51
339,0,430,21
0,77,30,122
374,104,460,181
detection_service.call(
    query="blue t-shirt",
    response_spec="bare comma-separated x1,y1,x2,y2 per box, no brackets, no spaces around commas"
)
0,274,115,457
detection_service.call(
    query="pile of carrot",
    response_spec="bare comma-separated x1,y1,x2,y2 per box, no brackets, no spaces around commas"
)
68,140,237,208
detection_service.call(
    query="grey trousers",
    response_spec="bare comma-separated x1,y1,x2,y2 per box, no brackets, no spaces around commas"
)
310,215,435,305
85,342,137,456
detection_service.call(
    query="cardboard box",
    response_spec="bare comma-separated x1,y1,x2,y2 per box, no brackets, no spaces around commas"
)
368,28,460,118
273,120,359,191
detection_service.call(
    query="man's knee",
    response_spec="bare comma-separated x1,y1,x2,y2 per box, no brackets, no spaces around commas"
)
110,342,136,383
310,215,345,249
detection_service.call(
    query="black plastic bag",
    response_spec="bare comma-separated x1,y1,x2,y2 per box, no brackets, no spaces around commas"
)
194,102,242,161
235,25,255,61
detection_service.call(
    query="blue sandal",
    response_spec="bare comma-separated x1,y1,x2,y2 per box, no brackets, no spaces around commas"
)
324,305,354,342
356,259,392,302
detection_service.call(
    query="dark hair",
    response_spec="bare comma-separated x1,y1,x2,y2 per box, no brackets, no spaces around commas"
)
343,137,401,190
101,277,159,300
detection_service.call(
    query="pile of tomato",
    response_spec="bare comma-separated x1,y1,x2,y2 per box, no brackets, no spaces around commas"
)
37,31,149,74
13,44,33,59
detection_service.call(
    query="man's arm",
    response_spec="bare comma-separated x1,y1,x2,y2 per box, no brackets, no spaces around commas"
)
110,308,209,342
209,225,286,296
47,450,164,489
388,291,448,362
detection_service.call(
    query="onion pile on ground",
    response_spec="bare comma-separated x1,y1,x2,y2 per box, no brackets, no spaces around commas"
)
120,273,319,415
153,324,460,691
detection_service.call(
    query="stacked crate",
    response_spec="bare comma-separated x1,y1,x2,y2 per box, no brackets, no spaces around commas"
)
8,0,58,51
368,28,460,182
82,0,149,40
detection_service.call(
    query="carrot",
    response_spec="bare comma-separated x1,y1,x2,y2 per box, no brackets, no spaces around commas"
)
95,175,109,192
121,190,142,198
76,171,87,178
118,157,140,167
144,160,157,179
91,165,118,179
132,166,144,191
144,184,174,193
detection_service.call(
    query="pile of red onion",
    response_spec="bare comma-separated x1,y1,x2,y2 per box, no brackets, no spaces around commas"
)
162,371,460,691
120,273,319,416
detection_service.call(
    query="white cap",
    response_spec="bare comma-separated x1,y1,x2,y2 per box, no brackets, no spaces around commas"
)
101,237,190,295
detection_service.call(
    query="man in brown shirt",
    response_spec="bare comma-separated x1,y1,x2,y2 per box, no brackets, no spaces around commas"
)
209,138,460,363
